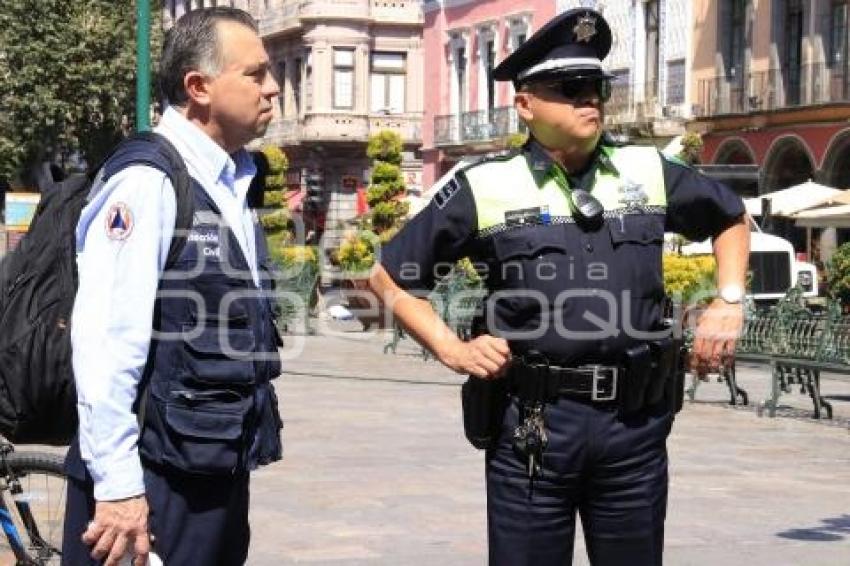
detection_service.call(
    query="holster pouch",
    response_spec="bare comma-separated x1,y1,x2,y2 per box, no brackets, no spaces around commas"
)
620,343,651,414
670,345,686,413
461,375,509,450
648,335,683,413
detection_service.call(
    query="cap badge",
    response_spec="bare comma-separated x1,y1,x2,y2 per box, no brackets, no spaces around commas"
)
573,13,598,43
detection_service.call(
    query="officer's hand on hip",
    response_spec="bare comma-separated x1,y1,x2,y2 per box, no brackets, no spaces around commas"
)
83,494,150,566
691,299,744,373
440,335,511,379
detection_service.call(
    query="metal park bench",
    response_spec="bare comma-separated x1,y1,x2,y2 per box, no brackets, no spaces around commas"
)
724,287,850,419
383,270,486,358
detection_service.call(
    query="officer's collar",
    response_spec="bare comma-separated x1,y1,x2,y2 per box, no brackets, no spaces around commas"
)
523,137,619,187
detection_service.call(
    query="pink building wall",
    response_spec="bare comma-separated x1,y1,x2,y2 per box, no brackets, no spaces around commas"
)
422,0,556,188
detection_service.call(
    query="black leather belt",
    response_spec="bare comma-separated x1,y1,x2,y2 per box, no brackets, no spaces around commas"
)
509,358,620,402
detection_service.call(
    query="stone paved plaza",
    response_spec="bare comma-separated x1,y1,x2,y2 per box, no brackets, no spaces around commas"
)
0,313,848,564
246,321,850,565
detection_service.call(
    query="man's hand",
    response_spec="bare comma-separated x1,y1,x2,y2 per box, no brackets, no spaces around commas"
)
82,495,150,566
440,335,512,379
691,299,744,373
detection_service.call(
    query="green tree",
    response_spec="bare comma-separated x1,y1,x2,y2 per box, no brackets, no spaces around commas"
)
827,242,850,306
0,0,162,182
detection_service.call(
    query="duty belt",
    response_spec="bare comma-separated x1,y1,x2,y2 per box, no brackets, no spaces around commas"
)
509,356,619,402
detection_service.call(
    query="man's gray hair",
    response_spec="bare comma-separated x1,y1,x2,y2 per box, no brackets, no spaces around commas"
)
159,7,258,107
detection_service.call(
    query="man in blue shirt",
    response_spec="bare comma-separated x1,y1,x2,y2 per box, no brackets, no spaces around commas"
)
63,7,283,566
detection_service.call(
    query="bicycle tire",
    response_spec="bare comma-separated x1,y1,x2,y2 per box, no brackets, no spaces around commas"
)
5,451,66,566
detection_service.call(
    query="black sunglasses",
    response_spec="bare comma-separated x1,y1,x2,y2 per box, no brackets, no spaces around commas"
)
537,78,612,103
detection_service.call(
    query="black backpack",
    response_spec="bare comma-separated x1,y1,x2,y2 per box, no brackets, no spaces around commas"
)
0,132,193,445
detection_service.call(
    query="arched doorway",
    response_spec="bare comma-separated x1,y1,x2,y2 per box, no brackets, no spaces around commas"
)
761,135,815,193
714,138,758,198
816,129,850,265
761,136,816,252
821,129,850,189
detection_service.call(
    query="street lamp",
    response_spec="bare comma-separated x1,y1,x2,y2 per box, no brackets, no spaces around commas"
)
136,0,151,132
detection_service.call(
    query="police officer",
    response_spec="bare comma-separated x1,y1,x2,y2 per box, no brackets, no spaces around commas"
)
63,8,283,566
369,8,749,566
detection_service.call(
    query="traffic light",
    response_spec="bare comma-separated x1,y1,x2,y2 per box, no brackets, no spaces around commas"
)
303,172,324,210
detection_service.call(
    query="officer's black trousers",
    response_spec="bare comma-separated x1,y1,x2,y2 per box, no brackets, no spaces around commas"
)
63,453,251,566
486,396,673,566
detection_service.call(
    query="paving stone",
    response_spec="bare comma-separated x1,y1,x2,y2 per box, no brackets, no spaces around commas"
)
246,326,850,564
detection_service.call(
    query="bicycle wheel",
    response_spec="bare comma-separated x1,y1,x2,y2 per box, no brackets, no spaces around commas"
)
5,451,66,565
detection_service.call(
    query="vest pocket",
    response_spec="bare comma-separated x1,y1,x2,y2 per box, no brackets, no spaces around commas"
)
161,391,253,474
183,326,256,386
607,215,665,298
491,225,571,312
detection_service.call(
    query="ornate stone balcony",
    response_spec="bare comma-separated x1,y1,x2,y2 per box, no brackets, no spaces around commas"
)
369,0,422,25
263,118,301,146
368,113,422,143
259,0,421,37
300,112,370,141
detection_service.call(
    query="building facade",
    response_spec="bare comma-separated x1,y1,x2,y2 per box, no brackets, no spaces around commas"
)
421,0,554,189
420,0,696,190
164,0,424,241
690,0,850,256
596,0,693,145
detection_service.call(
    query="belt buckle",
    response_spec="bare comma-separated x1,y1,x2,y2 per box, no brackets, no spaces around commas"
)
583,365,618,402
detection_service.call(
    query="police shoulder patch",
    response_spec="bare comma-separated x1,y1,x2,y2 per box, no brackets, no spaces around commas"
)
105,202,134,240
433,177,462,209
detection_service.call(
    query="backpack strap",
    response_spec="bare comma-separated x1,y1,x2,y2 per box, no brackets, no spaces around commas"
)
97,133,195,433
99,131,194,268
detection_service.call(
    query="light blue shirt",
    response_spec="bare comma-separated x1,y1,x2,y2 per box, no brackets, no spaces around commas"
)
72,107,259,500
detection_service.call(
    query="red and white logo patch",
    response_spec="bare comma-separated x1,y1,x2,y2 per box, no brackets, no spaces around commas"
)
105,203,134,240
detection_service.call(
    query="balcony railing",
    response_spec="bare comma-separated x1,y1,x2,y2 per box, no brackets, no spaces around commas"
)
695,62,850,118
434,106,525,146
605,80,687,123
434,114,459,145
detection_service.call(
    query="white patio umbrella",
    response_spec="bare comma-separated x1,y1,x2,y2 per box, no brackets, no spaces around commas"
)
793,204,850,228
745,180,842,217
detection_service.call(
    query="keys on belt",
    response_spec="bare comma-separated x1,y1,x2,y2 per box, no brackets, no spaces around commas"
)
513,403,547,475
512,402,548,483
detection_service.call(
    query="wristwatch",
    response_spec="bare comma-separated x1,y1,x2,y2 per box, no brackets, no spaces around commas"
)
718,284,745,304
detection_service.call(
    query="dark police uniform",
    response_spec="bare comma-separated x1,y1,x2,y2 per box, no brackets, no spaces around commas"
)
63,170,283,565
380,9,745,564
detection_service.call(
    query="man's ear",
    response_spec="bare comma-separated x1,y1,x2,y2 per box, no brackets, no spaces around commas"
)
184,71,212,107
515,92,534,123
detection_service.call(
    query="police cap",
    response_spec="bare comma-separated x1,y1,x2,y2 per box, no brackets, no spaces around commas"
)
493,8,613,84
